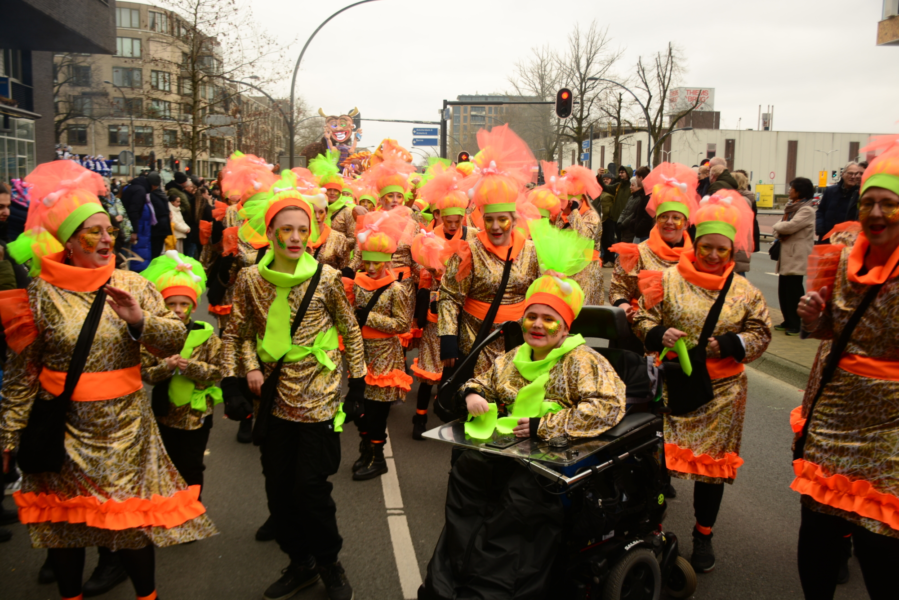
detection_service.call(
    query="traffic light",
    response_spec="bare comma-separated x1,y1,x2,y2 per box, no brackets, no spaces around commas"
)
555,88,573,119
174,159,180,171
457,151,470,163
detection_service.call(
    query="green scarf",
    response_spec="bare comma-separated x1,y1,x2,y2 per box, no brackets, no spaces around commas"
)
257,326,339,369
465,335,585,439
257,248,320,360
325,196,350,225
420,210,434,224
168,321,223,411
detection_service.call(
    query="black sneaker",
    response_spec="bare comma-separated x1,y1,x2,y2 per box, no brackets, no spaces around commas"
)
83,557,128,597
412,413,428,441
38,554,56,584
318,561,354,600
774,322,788,331
263,561,320,600
786,329,801,336
236,418,253,444
663,483,677,499
256,515,276,542
691,536,716,573
353,446,387,481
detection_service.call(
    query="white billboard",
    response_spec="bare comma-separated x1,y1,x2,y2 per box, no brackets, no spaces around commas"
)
668,87,715,113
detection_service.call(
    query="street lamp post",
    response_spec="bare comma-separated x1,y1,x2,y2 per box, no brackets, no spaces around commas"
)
288,0,381,168
104,80,135,178
815,148,839,170
225,76,293,160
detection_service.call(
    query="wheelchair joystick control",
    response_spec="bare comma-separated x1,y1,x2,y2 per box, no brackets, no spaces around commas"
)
548,436,569,449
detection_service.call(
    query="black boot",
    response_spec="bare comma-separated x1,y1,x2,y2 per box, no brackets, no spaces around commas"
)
352,438,372,473
691,528,716,574
412,412,428,441
83,548,128,597
236,417,253,444
256,515,276,542
38,552,56,584
263,556,320,600
353,442,388,481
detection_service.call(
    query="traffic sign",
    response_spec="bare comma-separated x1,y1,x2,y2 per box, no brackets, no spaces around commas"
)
580,152,590,162
769,171,776,180
412,138,439,147
413,128,439,136
118,150,134,166
819,171,827,187
582,140,591,150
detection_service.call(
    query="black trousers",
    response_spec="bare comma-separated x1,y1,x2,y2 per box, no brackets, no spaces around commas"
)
778,274,805,331
600,220,618,262
693,481,725,530
363,399,391,443
150,236,167,260
157,416,212,495
798,504,899,599
260,416,343,565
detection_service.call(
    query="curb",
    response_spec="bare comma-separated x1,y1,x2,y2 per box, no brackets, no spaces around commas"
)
747,353,811,390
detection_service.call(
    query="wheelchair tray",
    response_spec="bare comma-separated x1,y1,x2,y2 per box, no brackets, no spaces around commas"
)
422,412,660,484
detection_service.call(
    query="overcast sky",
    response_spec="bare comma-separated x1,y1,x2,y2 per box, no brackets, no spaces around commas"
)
234,0,896,156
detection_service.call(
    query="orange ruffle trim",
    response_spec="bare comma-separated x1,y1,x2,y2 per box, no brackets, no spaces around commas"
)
14,485,206,531
790,406,806,434
791,459,899,531
665,443,744,480
212,201,229,221
208,305,232,315
199,220,212,245
342,276,355,306
365,367,413,392
411,357,442,384
221,227,239,257
0,289,37,353
610,242,640,273
637,270,663,309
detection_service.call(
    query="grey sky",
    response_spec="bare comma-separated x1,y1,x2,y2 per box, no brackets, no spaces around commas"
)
248,0,895,156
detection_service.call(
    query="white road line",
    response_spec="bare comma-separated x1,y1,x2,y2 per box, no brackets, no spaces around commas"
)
765,272,778,276
382,431,423,599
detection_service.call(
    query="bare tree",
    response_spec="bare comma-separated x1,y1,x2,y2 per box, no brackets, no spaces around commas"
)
53,53,105,143
597,89,636,167
634,42,702,166
506,46,563,162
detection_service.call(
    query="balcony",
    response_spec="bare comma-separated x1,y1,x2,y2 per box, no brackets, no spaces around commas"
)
877,15,899,45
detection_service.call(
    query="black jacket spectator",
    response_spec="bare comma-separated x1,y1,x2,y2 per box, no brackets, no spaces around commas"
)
816,179,859,238
149,187,171,239
121,175,150,236
633,193,654,240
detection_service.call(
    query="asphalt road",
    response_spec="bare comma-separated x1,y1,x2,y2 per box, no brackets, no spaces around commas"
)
745,242,782,312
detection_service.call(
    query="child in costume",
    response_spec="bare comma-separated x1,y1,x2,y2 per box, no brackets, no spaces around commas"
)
439,125,540,377
348,209,415,479
560,164,605,306
632,189,771,574
220,169,365,600
141,250,221,496
610,163,699,322
306,191,350,272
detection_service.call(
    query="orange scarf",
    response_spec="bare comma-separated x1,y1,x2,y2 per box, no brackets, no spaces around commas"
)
476,229,525,262
434,225,463,241
40,251,116,292
647,226,692,262
676,251,735,291
354,269,396,292
308,224,331,250
847,233,899,285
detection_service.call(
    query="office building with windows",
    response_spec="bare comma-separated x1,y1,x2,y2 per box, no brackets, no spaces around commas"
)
448,95,513,159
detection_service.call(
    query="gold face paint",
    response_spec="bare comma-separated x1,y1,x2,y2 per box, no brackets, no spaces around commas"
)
522,315,537,333
858,198,899,223
276,228,290,250
543,319,561,336
697,243,732,261
485,216,512,232
77,226,119,253
522,314,561,335
656,213,686,229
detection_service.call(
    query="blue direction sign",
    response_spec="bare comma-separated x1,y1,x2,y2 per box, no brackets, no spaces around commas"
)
413,128,439,136
580,152,590,162
582,140,591,150
413,138,439,147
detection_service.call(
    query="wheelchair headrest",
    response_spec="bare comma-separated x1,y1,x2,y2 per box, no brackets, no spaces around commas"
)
570,306,644,354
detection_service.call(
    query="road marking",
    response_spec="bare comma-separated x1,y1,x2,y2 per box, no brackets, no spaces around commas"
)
382,431,422,599
765,272,778,276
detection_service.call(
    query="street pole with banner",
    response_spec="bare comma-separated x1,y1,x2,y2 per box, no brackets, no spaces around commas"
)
588,123,593,170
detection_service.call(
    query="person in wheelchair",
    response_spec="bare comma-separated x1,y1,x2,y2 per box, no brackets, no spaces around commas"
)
632,190,771,575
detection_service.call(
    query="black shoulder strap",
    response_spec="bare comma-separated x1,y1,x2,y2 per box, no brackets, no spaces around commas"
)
61,280,110,401
794,282,884,459
289,263,324,339
697,272,734,349
471,247,514,349
357,271,403,328
255,246,268,265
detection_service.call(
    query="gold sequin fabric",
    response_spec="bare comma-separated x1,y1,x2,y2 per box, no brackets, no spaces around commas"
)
463,343,626,440
141,328,223,431
414,276,444,383
220,265,366,422
800,247,899,538
330,204,357,254
633,266,772,484
438,238,539,375
354,279,414,402
609,240,679,306
561,206,605,306
216,240,260,332
0,270,218,549
310,229,349,272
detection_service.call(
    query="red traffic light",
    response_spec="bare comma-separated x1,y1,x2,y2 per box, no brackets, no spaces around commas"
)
556,88,573,119
457,151,470,163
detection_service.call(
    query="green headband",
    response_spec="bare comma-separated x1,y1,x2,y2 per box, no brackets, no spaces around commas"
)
361,251,392,262
57,204,107,243
359,194,377,203
861,173,899,198
656,202,690,218
695,221,736,241
538,209,551,219
483,203,517,214
441,207,465,216
380,185,405,196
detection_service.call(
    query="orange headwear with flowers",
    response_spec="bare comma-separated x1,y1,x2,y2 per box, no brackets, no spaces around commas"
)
420,163,468,217
464,124,537,215
221,152,278,204
562,165,600,200
355,206,416,261
692,189,755,255
411,230,449,275
526,161,566,219
643,162,700,218
362,155,416,198
860,134,899,198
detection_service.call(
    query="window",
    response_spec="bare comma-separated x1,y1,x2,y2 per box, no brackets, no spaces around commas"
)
163,130,178,147
134,126,153,146
470,106,486,116
209,138,225,158
148,99,172,119
178,77,193,97
149,11,169,33
1,49,23,81
112,97,142,117
470,115,486,126
150,70,171,92
113,67,141,88
67,125,88,146
116,38,142,58
199,84,216,101
72,97,93,117
116,7,140,28
71,65,91,87
462,115,468,124
108,125,130,146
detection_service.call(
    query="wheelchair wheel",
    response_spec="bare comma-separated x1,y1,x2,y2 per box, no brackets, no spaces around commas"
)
601,548,661,600
664,556,697,599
